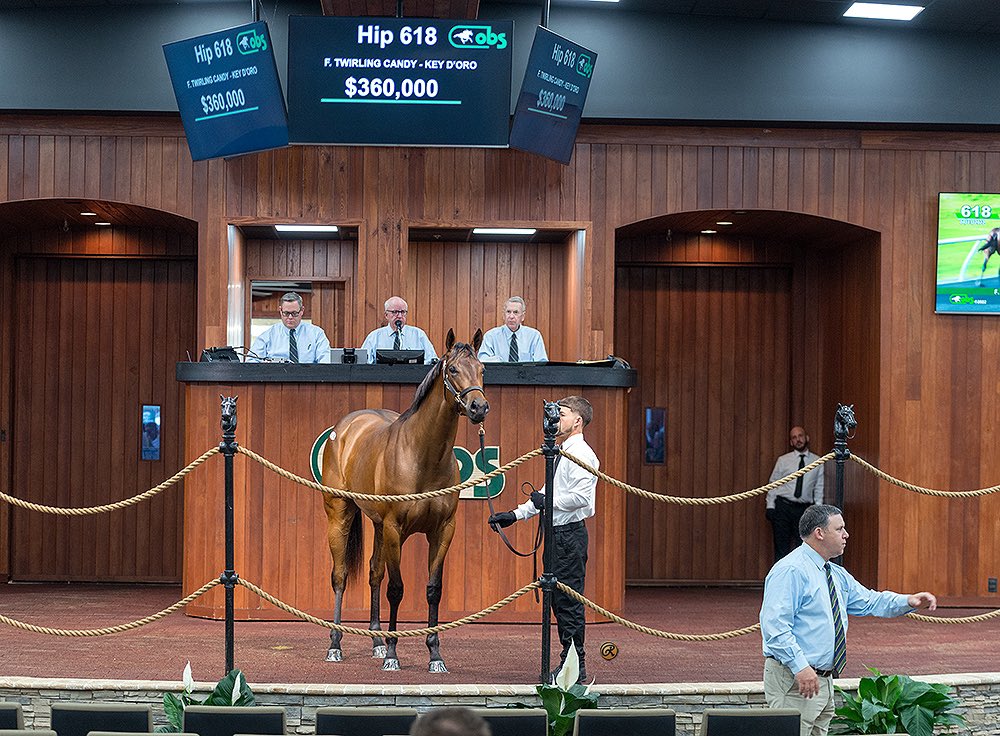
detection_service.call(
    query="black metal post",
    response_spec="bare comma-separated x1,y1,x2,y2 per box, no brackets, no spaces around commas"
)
541,0,550,28
833,403,856,565
539,400,560,683
219,395,240,676
397,0,403,18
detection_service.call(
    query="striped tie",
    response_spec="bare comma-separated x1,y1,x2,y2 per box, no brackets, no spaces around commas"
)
393,330,401,350
288,328,299,363
824,562,848,676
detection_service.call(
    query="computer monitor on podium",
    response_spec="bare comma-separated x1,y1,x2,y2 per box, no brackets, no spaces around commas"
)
376,349,424,365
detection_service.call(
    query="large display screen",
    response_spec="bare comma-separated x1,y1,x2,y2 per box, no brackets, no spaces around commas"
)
509,26,597,165
287,16,512,146
163,22,288,161
935,192,1000,314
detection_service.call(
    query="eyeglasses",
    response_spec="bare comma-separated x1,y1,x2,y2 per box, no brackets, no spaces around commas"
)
280,310,302,318
386,309,408,315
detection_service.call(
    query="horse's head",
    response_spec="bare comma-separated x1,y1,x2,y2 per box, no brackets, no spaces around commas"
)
219,394,238,434
835,403,857,438
441,328,489,424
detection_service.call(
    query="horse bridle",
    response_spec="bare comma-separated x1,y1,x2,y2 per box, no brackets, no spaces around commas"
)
441,356,486,415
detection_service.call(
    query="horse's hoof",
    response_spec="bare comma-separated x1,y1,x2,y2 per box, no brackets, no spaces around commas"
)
325,649,343,662
428,660,448,674
372,645,388,658
382,657,401,671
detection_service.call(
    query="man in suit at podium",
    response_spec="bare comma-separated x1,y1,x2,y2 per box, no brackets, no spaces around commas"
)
361,295,438,364
248,292,331,363
478,296,548,363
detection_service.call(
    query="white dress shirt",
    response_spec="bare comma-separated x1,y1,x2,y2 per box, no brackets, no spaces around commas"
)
513,432,598,525
766,449,824,508
478,324,548,363
248,321,331,363
360,324,438,364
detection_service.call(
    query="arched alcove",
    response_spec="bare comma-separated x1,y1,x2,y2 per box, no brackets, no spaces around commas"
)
614,209,881,586
0,198,197,583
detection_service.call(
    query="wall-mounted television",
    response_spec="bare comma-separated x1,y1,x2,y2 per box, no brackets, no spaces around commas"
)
287,16,512,146
935,192,1000,314
163,21,288,161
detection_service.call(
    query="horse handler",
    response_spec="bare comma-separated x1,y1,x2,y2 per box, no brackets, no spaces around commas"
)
487,395,599,683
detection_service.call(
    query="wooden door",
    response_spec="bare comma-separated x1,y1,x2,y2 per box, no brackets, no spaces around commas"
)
616,264,792,583
10,256,196,582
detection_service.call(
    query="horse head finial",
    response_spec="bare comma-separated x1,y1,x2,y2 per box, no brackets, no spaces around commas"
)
543,400,561,439
834,403,856,439
220,394,239,435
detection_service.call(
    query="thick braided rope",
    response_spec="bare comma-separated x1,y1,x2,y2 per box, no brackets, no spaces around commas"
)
905,609,1000,624
0,579,220,636
237,445,542,502
559,449,835,505
554,582,760,640
0,447,220,515
237,578,539,637
850,454,1000,498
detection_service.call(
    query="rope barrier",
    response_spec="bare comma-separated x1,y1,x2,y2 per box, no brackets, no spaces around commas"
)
850,454,1000,498
237,445,542,502
0,579,220,636
559,450,836,505
554,582,762,640
0,447,220,515
236,578,539,638
905,609,1000,624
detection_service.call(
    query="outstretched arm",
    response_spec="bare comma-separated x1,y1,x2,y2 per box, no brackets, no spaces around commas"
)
906,592,937,610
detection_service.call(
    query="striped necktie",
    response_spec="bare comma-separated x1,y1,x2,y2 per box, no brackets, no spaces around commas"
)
393,329,401,350
288,328,299,363
824,562,848,676
508,331,518,362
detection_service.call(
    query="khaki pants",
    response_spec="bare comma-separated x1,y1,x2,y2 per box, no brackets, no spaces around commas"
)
763,657,835,736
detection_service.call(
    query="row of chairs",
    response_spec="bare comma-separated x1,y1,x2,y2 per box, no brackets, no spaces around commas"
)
0,701,801,735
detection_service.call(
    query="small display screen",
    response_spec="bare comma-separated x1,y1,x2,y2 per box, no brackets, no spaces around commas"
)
935,192,1000,314
141,404,161,462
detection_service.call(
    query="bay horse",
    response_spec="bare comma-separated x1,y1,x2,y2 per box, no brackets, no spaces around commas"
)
321,329,488,672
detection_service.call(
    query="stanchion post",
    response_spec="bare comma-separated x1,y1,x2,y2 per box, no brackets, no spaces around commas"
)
539,400,560,684
219,395,240,676
833,403,856,565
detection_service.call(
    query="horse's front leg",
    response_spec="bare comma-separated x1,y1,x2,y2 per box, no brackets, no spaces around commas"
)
325,499,357,662
425,517,457,673
368,523,387,659
382,525,405,671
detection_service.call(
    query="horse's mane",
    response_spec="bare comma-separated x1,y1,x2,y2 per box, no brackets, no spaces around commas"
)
398,342,475,421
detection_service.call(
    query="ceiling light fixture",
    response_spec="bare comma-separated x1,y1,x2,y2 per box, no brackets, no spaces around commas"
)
80,211,98,216
274,224,339,233
472,227,537,236
701,229,717,234
716,221,733,226
95,222,111,226
843,3,924,21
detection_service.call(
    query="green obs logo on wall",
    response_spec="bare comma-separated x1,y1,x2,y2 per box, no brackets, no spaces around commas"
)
310,427,504,500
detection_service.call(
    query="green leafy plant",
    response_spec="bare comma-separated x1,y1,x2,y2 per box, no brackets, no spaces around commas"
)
535,645,599,736
832,666,965,736
155,662,255,733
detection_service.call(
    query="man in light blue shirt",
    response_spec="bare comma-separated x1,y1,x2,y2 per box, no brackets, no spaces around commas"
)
360,295,438,364
478,296,548,363
760,504,937,736
248,292,331,363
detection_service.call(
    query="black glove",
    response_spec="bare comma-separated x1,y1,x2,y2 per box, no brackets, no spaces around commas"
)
488,511,516,529
765,508,776,522
530,491,546,511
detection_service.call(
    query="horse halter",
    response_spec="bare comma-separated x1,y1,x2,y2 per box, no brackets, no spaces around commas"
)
441,354,486,415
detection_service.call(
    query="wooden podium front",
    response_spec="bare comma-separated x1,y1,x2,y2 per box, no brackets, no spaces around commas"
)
177,362,634,623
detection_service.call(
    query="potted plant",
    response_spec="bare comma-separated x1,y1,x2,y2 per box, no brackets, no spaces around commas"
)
831,666,966,736
156,663,256,733
535,645,599,736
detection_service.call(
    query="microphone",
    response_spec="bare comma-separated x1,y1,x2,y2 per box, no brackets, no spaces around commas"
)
395,319,403,331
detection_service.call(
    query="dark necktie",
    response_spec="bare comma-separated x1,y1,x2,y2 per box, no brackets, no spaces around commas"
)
794,454,805,498
825,563,848,676
393,329,401,350
508,331,518,362
288,328,298,363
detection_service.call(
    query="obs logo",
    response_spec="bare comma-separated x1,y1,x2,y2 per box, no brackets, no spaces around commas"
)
449,25,508,50
236,28,267,55
311,427,503,500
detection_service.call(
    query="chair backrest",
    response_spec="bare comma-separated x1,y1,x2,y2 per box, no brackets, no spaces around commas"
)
0,703,24,729
314,706,418,736
468,708,548,736
698,708,800,736
50,702,153,736
0,730,56,736
182,705,285,736
574,708,676,736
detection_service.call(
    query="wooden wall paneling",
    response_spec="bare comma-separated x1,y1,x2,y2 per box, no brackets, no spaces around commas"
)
0,244,10,578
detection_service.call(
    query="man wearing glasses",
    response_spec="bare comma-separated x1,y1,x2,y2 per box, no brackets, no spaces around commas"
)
248,292,331,363
361,295,438,364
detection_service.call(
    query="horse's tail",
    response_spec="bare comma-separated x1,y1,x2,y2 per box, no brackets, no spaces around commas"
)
345,506,364,582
